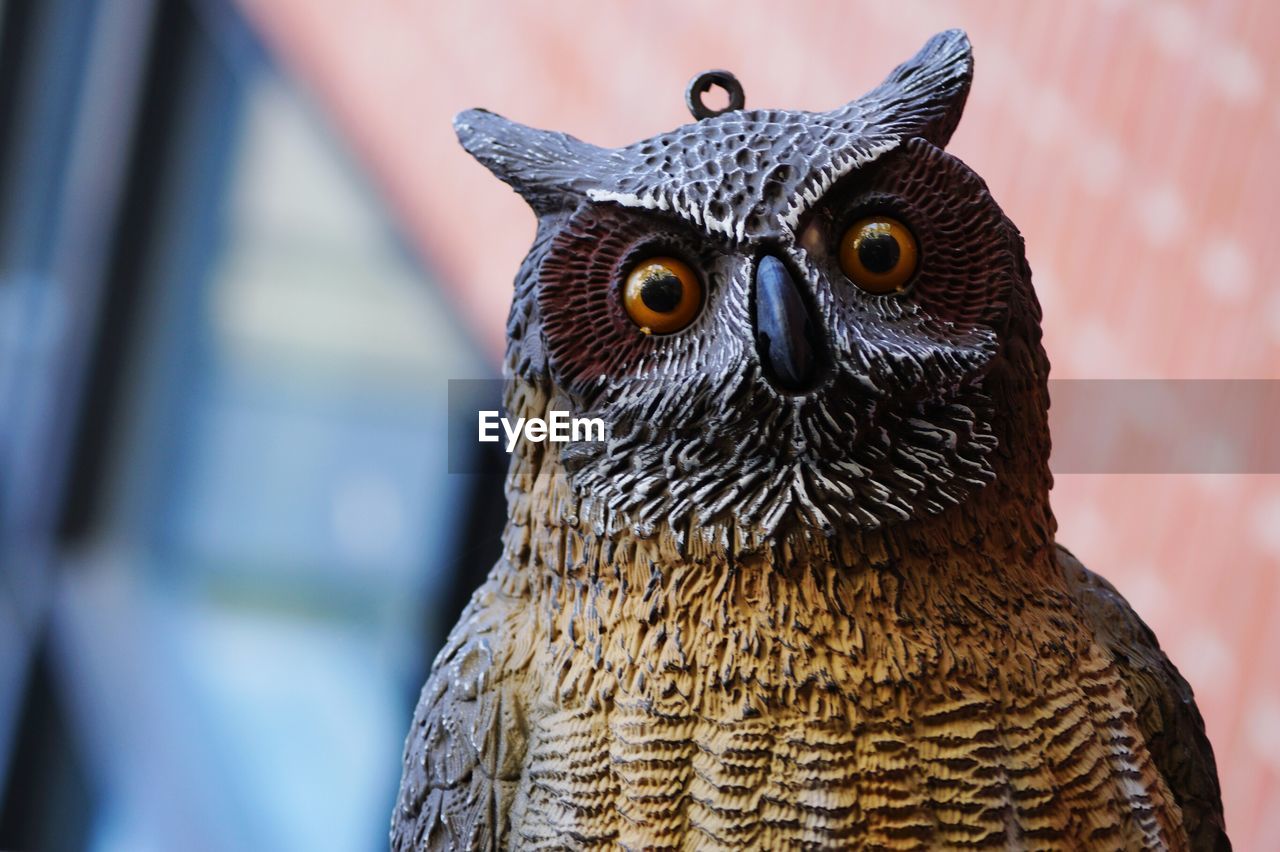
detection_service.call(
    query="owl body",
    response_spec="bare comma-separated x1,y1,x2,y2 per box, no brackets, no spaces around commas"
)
398,381,1190,851
394,31,1227,851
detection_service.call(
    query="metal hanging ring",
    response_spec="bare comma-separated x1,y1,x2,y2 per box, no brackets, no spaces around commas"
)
685,70,745,120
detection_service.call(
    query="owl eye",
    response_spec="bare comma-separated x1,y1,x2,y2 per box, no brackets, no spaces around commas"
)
838,216,919,294
623,257,703,334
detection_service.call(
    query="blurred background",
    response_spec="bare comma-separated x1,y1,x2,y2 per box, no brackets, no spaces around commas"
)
0,0,1276,850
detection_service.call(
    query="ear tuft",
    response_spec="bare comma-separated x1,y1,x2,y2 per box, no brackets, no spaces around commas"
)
454,109,610,215
874,29,974,148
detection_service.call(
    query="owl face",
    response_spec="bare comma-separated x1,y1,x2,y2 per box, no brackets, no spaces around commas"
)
458,30,1045,543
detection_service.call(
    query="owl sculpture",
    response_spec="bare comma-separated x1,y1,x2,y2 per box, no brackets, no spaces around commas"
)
393,30,1228,851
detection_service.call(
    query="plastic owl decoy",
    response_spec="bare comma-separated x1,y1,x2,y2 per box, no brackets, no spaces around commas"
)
392,31,1229,850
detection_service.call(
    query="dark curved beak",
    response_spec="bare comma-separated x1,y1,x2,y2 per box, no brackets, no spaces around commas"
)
753,255,822,392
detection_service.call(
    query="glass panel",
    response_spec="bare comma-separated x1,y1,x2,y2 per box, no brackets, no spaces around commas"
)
51,23,482,852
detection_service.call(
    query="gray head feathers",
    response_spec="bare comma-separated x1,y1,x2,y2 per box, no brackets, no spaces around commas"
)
455,29,972,233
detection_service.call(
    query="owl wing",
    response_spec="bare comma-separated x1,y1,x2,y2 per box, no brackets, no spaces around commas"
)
1058,545,1231,851
391,582,529,852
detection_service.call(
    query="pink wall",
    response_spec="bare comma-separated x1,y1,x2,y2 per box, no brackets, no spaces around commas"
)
236,0,1280,843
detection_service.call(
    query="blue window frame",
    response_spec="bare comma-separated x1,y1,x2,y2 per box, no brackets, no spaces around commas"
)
0,2,500,850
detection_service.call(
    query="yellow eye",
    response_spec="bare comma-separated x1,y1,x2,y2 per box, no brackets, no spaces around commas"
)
623,257,703,334
839,216,918,294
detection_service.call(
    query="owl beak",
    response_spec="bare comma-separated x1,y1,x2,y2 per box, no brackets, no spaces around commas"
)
753,255,822,392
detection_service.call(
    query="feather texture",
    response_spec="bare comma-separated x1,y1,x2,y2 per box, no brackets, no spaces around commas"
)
393,28,1228,851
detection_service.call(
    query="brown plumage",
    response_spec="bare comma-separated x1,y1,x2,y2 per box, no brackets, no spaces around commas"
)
392,30,1228,851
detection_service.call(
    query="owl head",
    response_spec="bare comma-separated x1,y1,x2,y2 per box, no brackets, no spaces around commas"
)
457,30,1048,546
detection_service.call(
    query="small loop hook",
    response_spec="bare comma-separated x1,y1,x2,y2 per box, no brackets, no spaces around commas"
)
685,70,745,120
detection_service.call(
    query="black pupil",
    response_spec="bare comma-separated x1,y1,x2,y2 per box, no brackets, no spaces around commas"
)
857,230,900,274
640,272,684,313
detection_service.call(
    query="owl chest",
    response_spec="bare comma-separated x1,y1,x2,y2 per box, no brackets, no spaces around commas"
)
501,590,1186,850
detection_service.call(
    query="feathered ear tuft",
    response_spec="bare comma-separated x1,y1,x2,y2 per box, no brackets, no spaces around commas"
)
454,109,612,215
868,29,973,149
